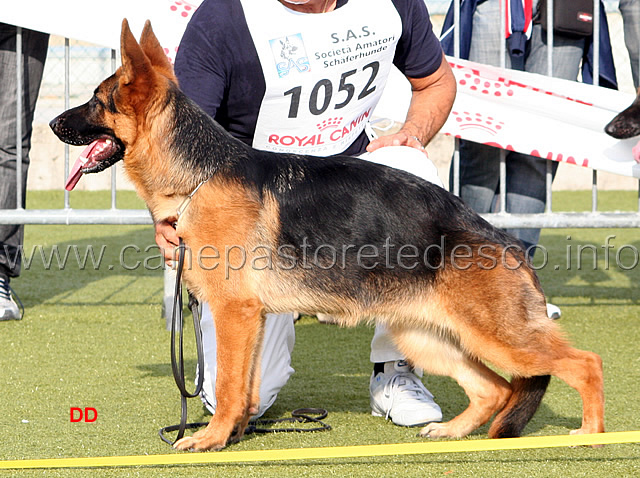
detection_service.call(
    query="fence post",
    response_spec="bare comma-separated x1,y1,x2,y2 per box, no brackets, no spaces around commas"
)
15,27,23,211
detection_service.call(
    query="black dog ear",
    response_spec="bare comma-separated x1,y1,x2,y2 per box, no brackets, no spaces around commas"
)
139,20,177,84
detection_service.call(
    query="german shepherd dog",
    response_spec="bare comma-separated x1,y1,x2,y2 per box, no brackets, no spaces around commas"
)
50,20,605,451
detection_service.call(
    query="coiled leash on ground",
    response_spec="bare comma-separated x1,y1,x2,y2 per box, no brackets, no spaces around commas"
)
159,239,330,447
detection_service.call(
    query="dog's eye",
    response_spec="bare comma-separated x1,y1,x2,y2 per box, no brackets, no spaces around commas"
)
90,95,106,110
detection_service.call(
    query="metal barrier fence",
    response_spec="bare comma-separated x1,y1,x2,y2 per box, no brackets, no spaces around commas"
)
0,29,150,226
445,0,640,229
0,28,161,316
1,2,640,315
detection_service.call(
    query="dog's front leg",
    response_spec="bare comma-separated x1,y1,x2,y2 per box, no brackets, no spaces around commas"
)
229,315,266,444
174,298,264,451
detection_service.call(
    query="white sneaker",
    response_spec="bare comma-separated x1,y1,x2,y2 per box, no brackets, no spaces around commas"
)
546,303,561,320
0,278,20,321
316,313,338,324
370,360,442,427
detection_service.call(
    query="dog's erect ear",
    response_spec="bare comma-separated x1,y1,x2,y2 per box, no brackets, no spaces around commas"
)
120,18,154,87
139,20,177,83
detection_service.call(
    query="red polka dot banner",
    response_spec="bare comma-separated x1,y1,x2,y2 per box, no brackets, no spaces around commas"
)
377,56,640,179
0,0,203,64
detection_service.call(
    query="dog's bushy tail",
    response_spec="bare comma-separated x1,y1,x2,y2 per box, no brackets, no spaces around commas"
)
489,375,551,438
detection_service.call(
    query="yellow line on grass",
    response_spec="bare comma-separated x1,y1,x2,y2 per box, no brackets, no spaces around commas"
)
1,431,639,469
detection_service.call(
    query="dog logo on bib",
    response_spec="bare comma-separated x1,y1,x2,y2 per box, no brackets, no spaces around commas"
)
269,34,311,78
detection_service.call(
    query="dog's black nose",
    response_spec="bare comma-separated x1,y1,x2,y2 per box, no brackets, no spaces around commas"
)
603,115,638,139
49,114,68,138
604,119,619,138
49,115,60,132
49,115,62,131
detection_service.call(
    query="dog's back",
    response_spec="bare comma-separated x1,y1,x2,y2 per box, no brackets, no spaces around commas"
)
217,148,534,309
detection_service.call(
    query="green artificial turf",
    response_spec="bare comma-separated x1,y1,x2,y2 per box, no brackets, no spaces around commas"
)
0,190,638,477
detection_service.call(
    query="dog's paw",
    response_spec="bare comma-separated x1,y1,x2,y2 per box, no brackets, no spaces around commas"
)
173,435,226,452
569,427,605,448
418,422,455,439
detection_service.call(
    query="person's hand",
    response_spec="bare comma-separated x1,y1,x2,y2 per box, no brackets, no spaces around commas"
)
155,218,179,264
364,55,455,159
366,130,428,156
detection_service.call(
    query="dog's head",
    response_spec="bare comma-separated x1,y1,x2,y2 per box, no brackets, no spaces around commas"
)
604,88,640,140
50,19,176,190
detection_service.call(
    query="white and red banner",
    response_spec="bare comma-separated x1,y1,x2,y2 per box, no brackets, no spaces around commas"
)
3,1,638,177
0,0,201,63
377,57,640,178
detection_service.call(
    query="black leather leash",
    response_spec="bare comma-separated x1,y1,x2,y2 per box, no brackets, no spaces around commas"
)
246,408,331,434
159,238,205,446
159,239,330,447
160,408,331,445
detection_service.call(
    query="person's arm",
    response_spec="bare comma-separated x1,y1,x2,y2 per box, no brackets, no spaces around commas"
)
366,54,456,154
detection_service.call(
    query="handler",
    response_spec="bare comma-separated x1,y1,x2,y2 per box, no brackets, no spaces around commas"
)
155,0,456,427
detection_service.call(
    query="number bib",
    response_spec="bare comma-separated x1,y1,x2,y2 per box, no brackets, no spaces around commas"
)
240,0,401,155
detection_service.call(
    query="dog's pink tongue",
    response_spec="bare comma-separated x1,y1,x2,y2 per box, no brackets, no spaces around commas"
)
64,142,97,191
633,140,640,164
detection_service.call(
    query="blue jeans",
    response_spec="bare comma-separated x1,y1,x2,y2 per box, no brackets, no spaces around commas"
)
619,0,640,89
0,24,49,278
454,0,585,252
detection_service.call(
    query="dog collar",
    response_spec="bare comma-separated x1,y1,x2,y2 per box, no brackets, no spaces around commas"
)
176,179,208,222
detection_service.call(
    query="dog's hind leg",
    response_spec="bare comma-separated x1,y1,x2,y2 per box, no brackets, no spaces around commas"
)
173,297,264,451
417,258,603,439
388,327,512,439
455,311,604,438
488,346,604,438
505,347,604,437
552,350,605,436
